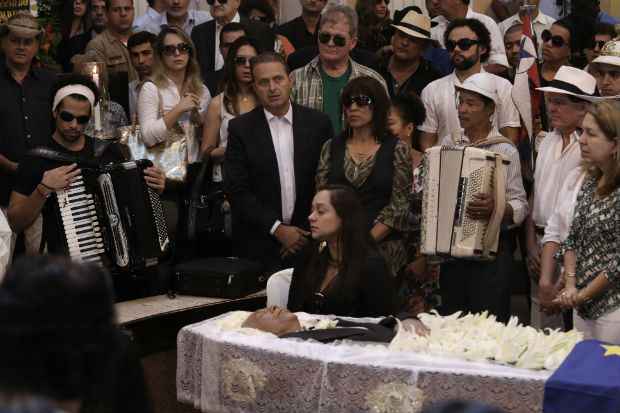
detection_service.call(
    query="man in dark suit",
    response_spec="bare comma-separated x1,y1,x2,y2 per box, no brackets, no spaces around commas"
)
224,52,333,273
191,0,275,75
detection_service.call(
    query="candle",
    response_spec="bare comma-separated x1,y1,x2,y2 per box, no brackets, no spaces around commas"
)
92,65,100,89
94,103,102,132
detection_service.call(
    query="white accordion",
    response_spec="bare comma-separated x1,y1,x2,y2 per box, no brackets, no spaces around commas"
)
421,146,508,260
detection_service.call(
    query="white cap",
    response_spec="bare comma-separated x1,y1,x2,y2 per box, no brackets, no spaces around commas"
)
455,73,499,104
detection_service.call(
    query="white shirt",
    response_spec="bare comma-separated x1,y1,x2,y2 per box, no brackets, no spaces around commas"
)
214,13,241,71
532,129,581,227
418,70,521,140
440,130,529,225
138,78,211,160
541,167,585,245
133,7,162,32
265,104,296,233
498,11,555,56
432,8,509,67
139,9,212,35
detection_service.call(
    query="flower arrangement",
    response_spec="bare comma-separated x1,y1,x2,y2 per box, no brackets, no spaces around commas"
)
390,311,583,370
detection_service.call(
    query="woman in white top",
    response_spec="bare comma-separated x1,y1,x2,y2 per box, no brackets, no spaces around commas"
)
138,25,211,162
201,37,259,182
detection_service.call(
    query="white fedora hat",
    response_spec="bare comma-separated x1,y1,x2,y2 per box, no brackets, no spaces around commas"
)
537,66,597,99
455,73,499,105
391,11,431,41
592,39,620,68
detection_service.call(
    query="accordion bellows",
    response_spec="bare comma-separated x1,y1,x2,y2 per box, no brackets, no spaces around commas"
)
421,146,507,260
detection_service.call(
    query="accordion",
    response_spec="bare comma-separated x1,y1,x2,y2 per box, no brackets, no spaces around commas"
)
52,159,169,271
420,146,507,260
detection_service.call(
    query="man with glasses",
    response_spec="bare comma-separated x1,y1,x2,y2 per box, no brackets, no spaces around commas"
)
278,0,327,50
586,23,617,64
540,20,571,86
139,0,211,36
192,0,274,75
525,66,596,329
589,39,620,98
418,18,520,149
0,13,55,229
498,0,555,54
7,75,165,257
291,4,387,136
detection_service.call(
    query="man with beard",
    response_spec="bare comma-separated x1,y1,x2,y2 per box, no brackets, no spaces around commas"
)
278,0,327,51
6,75,165,257
128,31,157,120
418,18,520,150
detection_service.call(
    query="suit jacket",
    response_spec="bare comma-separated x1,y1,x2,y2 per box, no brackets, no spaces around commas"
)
224,104,333,270
192,16,276,77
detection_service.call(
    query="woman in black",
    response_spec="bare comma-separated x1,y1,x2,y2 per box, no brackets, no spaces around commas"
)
316,76,412,278
287,185,396,317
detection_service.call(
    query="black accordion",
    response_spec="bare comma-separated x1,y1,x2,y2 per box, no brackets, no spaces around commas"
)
52,159,169,272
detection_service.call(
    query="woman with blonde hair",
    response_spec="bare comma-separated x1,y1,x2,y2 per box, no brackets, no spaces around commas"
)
555,100,620,344
138,25,211,161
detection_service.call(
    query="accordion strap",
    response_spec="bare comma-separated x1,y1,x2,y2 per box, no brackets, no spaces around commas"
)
483,153,507,257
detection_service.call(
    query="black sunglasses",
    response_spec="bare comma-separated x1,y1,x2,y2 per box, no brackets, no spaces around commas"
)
206,0,227,4
59,111,90,125
343,95,373,108
318,32,347,47
541,30,566,48
445,38,480,52
234,56,252,66
161,42,191,56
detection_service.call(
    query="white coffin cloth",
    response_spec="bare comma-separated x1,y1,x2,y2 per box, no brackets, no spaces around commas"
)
177,312,551,413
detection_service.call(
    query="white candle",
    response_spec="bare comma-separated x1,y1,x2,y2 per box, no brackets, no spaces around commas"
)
92,65,100,89
94,103,102,131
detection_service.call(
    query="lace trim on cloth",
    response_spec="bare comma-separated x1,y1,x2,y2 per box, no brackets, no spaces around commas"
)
177,312,550,413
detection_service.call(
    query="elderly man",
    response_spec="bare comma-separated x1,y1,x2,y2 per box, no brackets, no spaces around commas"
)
138,0,211,35
277,0,327,50
526,66,596,329
378,10,441,98
589,39,620,97
291,4,387,135
0,13,55,215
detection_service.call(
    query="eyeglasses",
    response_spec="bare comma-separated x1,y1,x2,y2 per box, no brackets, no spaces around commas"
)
343,95,373,108
541,30,566,48
318,32,347,47
446,38,480,52
161,42,191,56
234,56,252,66
206,0,227,5
59,111,90,124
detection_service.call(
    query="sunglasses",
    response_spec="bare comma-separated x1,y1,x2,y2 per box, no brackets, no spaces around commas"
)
541,30,566,48
234,56,252,66
206,0,227,4
318,32,347,47
59,111,90,125
343,95,373,108
161,42,191,56
445,38,480,52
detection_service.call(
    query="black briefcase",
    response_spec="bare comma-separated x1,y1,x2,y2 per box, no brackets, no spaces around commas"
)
173,257,265,298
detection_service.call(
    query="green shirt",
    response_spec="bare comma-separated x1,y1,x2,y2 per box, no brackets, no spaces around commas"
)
320,64,351,136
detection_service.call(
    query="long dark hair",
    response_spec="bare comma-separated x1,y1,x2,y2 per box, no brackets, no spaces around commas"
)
220,36,260,116
61,0,92,40
341,76,390,142
297,185,375,305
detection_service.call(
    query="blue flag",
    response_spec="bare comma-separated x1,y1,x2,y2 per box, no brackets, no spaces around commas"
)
544,339,620,412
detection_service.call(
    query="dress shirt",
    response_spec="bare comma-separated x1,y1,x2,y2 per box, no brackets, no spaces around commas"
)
214,13,241,71
156,10,212,36
133,7,162,32
138,78,211,148
432,8,509,67
418,69,520,140
440,129,529,226
265,104,296,234
531,129,581,227
498,11,555,56
541,167,585,245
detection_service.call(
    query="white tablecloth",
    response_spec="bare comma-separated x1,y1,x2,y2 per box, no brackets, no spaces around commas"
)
177,313,551,413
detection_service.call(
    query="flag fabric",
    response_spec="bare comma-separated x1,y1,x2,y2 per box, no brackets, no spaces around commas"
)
543,339,620,413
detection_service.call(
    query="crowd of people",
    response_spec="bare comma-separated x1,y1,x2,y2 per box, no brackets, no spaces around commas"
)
1,0,620,351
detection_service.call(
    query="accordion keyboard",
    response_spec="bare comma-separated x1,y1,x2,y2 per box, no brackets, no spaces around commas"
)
57,173,106,265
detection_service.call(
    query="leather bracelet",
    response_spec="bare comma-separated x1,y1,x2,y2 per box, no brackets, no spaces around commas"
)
40,182,54,191
36,185,51,199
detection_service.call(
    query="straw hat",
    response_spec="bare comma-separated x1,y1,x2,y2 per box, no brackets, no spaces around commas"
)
536,66,597,99
591,39,620,68
391,11,431,41
0,12,43,39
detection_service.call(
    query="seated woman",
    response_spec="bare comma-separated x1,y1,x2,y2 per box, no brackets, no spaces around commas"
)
287,185,397,318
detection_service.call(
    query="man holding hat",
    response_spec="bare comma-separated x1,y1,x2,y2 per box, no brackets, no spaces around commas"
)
589,39,620,98
6,75,166,256
378,10,441,98
526,66,596,329
438,72,528,323
0,13,55,215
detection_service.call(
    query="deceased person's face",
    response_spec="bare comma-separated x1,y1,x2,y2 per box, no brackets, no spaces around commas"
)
242,306,302,335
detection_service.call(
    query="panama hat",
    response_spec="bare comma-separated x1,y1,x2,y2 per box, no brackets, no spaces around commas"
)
0,12,44,39
591,39,620,68
391,11,431,41
536,66,597,99
455,73,500,105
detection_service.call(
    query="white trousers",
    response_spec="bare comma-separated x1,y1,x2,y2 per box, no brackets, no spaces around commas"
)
574,306,620,344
